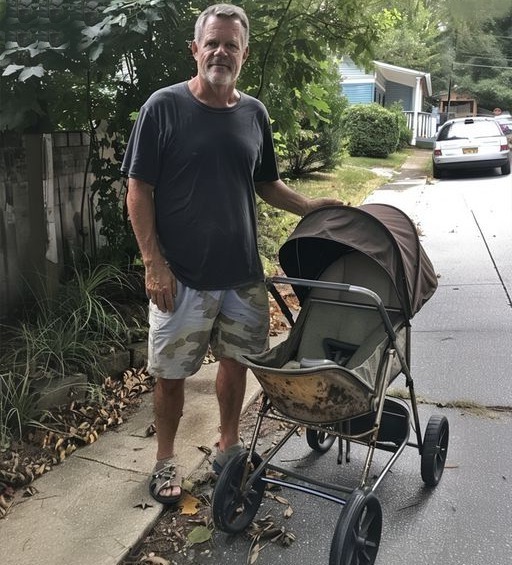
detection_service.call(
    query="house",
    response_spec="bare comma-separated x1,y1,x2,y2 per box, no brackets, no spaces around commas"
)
340,57,436,145
439,90,477,118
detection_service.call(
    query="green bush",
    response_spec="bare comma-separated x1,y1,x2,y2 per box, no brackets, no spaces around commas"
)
341,103,400,158
388,102,412,149
257,200,295,275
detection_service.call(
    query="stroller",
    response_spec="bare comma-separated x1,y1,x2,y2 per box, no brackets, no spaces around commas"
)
212,204,449,565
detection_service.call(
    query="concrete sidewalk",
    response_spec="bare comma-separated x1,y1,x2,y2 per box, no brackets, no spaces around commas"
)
1,149,431,565
1,341,283,565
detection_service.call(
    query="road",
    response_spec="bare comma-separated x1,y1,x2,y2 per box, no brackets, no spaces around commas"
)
169,167,512,565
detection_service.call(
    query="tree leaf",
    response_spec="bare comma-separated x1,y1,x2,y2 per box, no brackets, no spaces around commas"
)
187,525,212,545
18,66,45,82
2,64,24,76
89,43,104,62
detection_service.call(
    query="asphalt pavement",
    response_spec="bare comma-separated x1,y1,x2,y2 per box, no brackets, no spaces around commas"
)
2,149,512,565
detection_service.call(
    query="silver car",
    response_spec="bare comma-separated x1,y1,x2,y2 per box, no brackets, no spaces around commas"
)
432,116,511,178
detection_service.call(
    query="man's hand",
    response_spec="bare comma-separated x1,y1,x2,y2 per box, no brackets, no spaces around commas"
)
255,179,344,217
145,260,177,313
303,197,344,216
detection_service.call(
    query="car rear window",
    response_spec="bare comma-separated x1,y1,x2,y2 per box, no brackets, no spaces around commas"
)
438,120,502,141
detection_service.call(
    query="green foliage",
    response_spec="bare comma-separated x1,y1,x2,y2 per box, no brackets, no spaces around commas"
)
279,62,349,176
257,199,295,275
0,369,39,449
0,262,136,382
341,104,400,158
0,0,385,266
373,1,445,82
388,102,412,148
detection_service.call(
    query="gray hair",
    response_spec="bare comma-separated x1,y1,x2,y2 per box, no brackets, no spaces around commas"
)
194,4,250,48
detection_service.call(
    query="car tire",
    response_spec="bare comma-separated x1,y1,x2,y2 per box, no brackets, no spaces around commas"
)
432,162,443,179
501,160,511,175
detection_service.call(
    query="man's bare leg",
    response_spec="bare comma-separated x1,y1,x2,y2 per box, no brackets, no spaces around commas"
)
216,357,247,451
154,377,185,498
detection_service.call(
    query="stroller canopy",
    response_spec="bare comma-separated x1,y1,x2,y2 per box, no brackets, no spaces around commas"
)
278,204,438,319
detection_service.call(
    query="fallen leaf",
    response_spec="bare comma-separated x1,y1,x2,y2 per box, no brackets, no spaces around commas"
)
23,486,38,497
283,505,293,518
187,525,212,545
133,501,154,510
141,555,170,565
179,492,201,516
249,542,261,564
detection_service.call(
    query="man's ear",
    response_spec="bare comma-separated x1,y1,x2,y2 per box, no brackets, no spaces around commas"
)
191,40,198,60
243,46,249,63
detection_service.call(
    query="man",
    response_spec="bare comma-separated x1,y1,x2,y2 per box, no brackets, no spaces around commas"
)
122,3,341,504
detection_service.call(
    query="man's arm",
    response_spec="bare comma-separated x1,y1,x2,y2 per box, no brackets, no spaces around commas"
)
126,177,176,312
255,179,342,217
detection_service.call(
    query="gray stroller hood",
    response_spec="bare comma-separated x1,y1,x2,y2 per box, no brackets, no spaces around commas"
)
278,203,438,319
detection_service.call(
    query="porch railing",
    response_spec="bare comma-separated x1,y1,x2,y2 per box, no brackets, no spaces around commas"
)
404,111,437,142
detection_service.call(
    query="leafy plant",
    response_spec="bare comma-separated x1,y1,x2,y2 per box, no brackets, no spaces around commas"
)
257,200,296,275
1,262,137,382
388,102,412,149
279,62,349,176
341,103,400,158
0,370,40,450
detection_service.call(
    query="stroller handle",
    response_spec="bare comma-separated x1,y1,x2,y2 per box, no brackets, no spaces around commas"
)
268,276,397,339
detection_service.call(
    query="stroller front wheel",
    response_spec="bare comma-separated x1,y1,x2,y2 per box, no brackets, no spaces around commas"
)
306,427,337,453
421,415,449,487
329,489,382,565
212,450,265,534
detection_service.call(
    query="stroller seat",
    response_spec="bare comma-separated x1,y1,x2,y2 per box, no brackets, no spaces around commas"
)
243,254,407,424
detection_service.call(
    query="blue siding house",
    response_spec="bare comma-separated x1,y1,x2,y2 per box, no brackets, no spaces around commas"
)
340,57,435,145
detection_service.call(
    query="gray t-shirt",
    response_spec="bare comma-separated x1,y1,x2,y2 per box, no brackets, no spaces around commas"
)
122,81,280,289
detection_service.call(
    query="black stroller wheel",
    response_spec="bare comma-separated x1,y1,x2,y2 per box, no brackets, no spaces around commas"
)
421,415,449,487
212,450,265,534
306,427,336,453
329,489,382,565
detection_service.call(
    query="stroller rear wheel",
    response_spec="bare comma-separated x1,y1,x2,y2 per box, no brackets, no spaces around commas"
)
306,427,336,453
421,415,449,487
329,489,382,565
212,450,266,534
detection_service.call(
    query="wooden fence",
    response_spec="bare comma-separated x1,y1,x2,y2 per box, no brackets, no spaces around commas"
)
0,132,97,321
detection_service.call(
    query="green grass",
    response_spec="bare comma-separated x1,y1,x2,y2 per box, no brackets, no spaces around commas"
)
289,149,412,205
258,149,414,274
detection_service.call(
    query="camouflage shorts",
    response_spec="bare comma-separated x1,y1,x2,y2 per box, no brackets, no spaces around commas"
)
147,281,270,379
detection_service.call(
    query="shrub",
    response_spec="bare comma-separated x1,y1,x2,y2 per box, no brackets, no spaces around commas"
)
257,200,295,275
0,262,144,448
341,103,400,158
0,263,139,384
388,102,412,149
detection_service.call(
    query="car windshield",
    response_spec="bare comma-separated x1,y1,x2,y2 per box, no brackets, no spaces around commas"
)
438,120,501,141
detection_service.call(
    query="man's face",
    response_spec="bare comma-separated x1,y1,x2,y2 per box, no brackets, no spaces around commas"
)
192,16,248,87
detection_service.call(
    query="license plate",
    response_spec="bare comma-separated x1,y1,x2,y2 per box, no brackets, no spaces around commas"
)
463,147,478,154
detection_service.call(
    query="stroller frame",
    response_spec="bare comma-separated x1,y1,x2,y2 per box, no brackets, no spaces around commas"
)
211,205,449,564
244,277,423,497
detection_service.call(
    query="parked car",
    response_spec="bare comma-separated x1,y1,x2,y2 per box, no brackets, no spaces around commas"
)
432,116,511,178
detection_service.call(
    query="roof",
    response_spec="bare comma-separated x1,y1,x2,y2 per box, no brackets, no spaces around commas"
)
374,61,432,96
